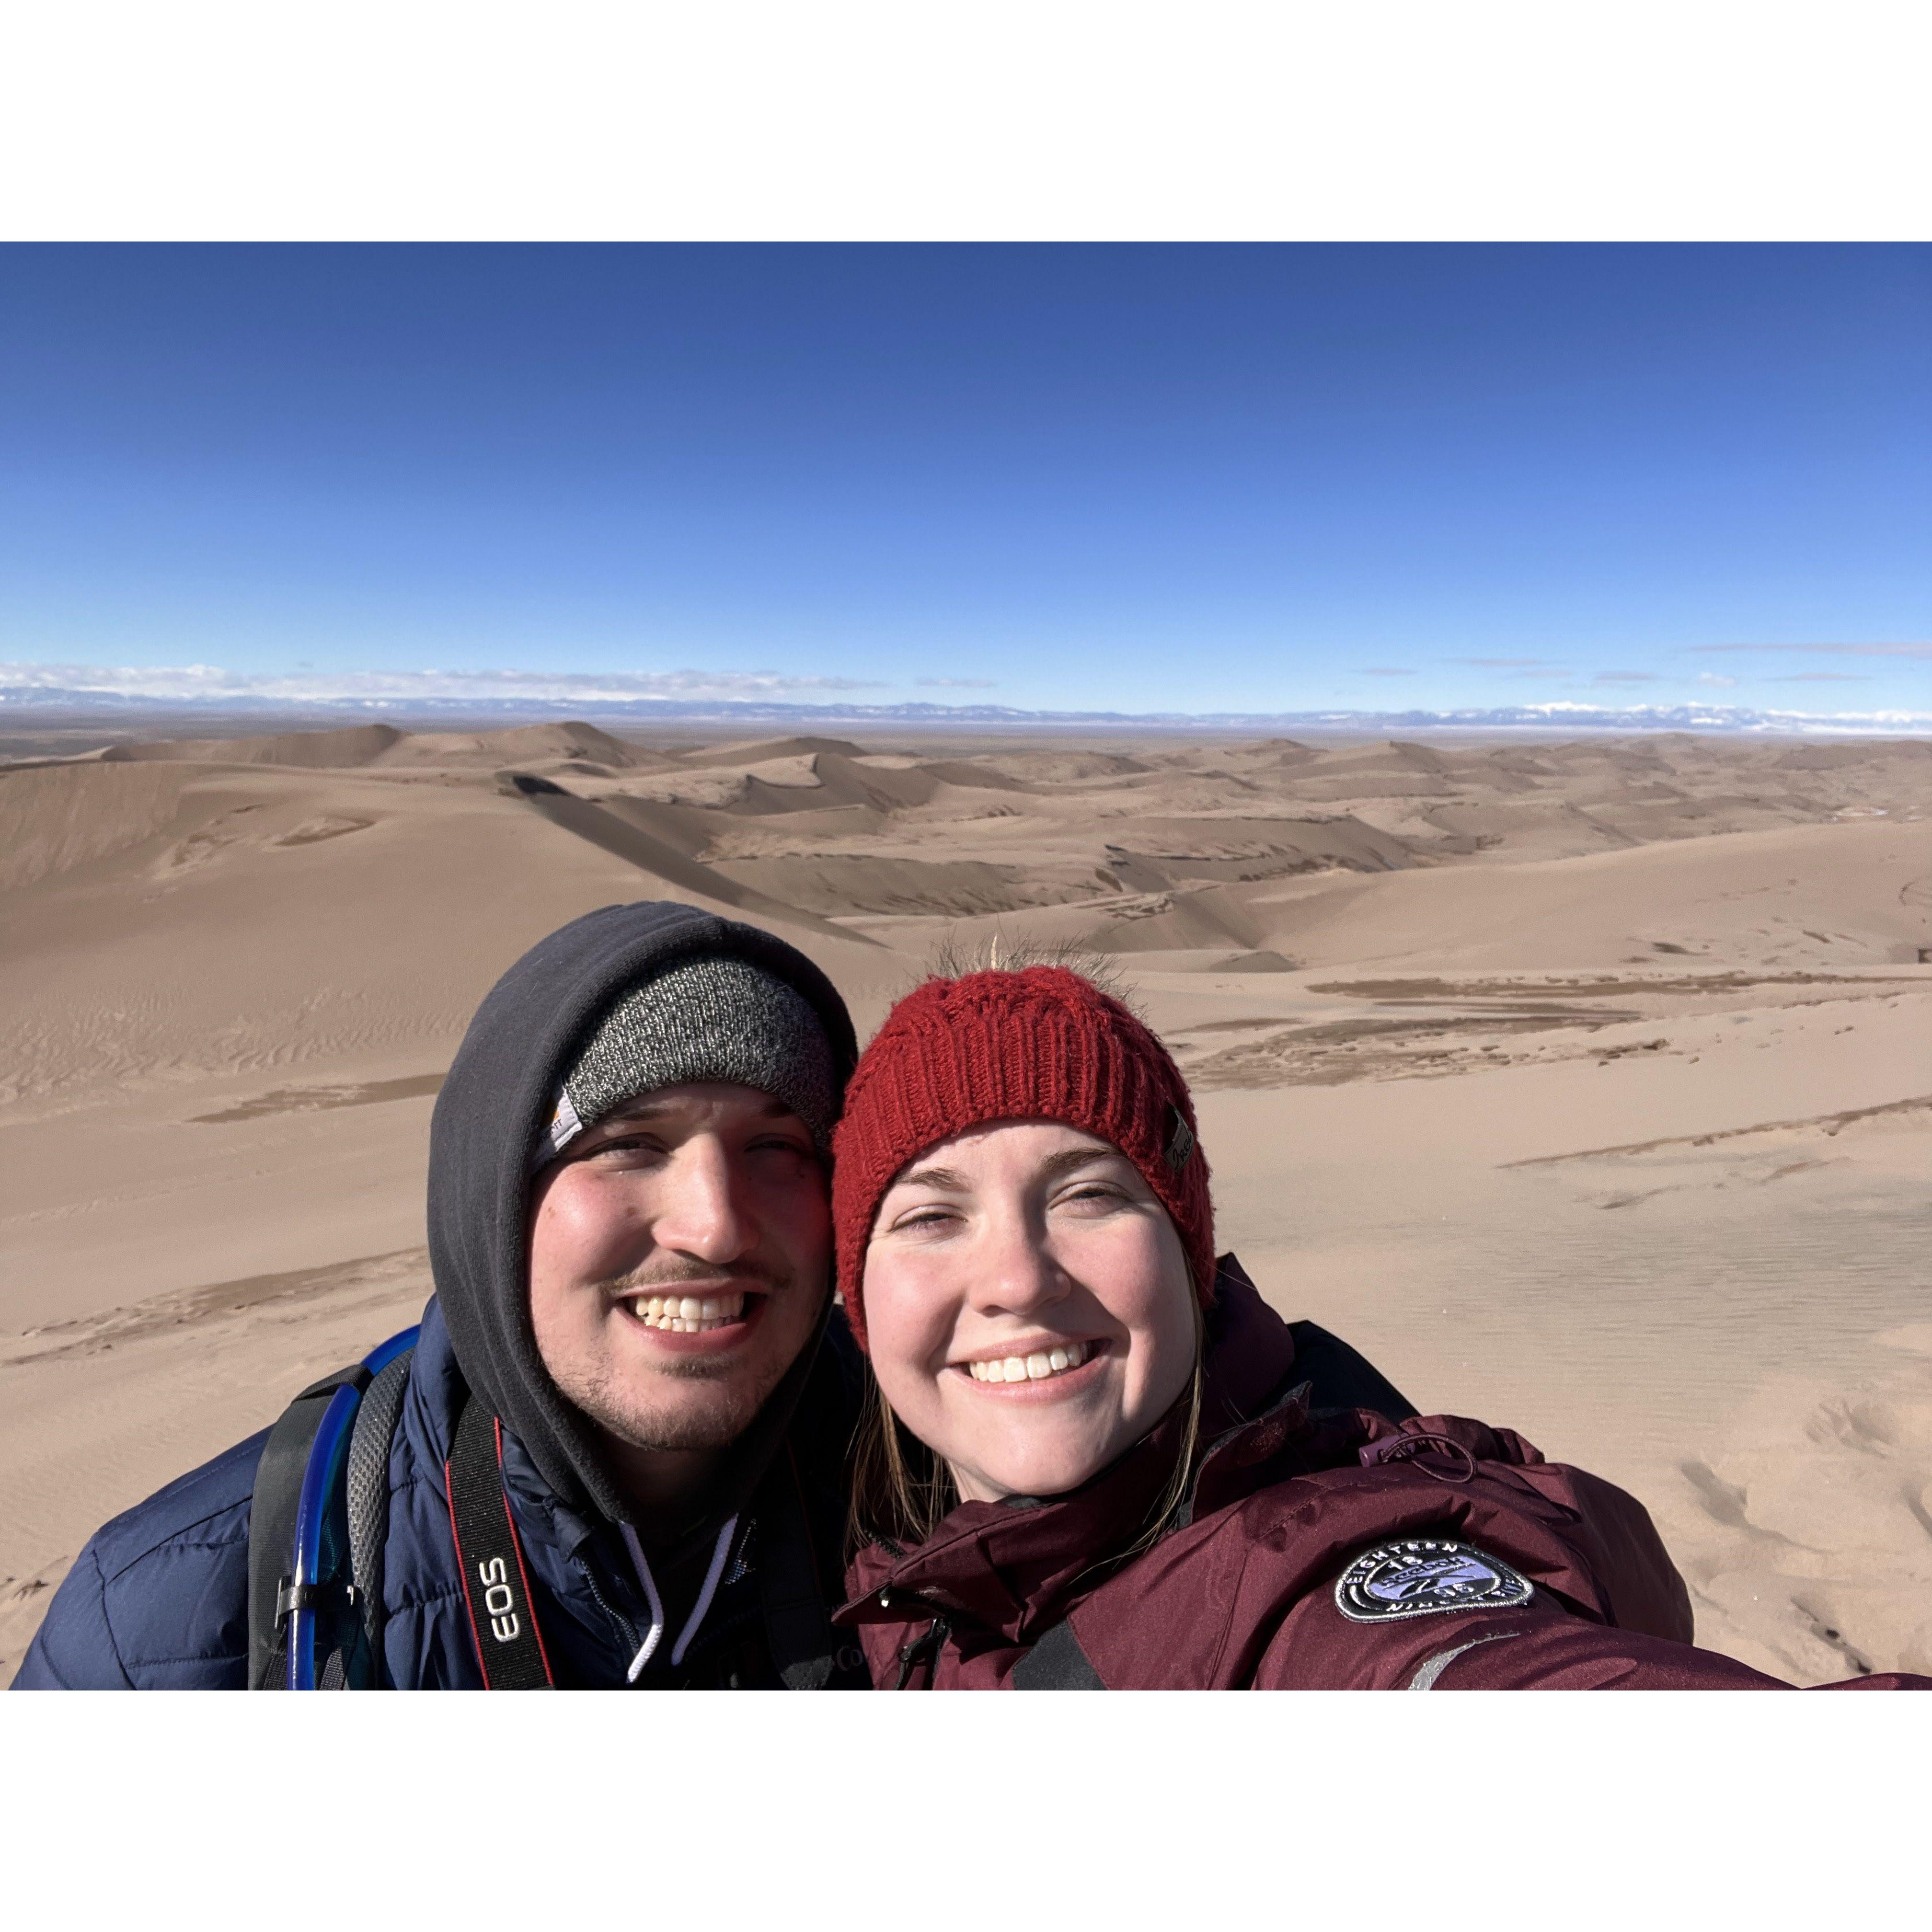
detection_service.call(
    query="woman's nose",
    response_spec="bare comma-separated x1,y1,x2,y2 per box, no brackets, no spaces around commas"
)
970,1207,1069,1316
648,1136,752,1264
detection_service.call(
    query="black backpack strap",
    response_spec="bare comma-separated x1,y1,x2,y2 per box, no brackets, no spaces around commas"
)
246,1364,371,1690
755,1443,846,1690
444,1393,555,1689
1011,1618,1107,1690
338,1347,413,1687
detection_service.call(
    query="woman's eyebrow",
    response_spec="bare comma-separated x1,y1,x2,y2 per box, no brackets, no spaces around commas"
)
894,1163,971,1192
1036,1147,1117,1181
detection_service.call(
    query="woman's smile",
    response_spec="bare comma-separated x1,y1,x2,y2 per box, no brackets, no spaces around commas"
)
953,1337,1104,1388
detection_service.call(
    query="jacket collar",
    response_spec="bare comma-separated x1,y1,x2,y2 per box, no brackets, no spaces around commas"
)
840,1255,1320,1645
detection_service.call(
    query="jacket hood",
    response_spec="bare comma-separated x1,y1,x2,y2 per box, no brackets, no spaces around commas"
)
427,900,858,1529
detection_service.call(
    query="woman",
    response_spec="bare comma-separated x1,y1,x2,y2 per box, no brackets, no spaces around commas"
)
830,965,1927,1689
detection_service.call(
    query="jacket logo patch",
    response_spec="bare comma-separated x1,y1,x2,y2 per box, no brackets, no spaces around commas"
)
1334,1538,1533,1623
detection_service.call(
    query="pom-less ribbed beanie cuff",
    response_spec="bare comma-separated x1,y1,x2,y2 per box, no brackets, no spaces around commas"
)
831,967,1214,1351
536,955,840,1169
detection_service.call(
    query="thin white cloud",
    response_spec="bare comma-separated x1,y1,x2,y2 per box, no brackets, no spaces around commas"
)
1771,671,1872,683
1451,656,1558,668
1593,671,1662,684
0,662,886,702
916,677,997,689
1689,642,1932,659
1697,673,1738,687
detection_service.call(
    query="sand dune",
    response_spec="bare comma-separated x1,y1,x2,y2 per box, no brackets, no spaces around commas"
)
0,761,200,891
670,735,868,768
3,719,1930,1682
99,718,670,772
1099,813,1414,887
0,754,894,1116
503,776,877,942
713,853,1058,917
100,722,412,767
1223,818,1932,973
384,721,667,769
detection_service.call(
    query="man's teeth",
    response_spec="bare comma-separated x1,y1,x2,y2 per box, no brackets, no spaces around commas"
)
634,1291,746,1334
966,1341,1091,1384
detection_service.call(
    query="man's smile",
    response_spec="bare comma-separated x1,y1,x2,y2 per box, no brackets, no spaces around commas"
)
616,1286,770,1341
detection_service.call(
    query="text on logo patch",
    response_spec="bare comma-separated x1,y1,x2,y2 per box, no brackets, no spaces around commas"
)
1334,1537,1532,1623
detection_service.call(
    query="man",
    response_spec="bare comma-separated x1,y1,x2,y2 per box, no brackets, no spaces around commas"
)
16,900,871,1689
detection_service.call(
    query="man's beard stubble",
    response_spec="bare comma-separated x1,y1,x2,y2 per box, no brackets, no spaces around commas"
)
561,1250,823,1455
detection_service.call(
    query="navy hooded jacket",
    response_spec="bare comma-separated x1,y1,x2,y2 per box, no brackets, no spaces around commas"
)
16,901,870,1690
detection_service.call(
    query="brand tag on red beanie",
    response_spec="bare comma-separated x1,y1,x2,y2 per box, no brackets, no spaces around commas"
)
1163,1107,1196,1173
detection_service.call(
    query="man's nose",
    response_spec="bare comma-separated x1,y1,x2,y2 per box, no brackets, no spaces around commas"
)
649,1137,752,1263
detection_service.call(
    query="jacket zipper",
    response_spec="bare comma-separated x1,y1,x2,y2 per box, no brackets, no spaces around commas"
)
574,1541,644,1674
895,1615,953,1690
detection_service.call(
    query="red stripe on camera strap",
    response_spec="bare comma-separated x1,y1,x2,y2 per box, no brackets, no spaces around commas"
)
444,1395,555,1690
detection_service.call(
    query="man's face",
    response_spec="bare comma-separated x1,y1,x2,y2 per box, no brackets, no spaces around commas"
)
528,1081,832,1462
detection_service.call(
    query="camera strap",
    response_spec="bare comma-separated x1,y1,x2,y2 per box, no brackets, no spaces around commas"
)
444,1395,555,1689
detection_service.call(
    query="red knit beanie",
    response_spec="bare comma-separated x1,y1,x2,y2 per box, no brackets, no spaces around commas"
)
831,966,1215,1352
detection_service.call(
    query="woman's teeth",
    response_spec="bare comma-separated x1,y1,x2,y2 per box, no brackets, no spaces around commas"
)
966,1341,1092,1384
633,1291,745,1334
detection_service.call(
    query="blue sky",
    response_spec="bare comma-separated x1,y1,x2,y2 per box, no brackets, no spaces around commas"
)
2,243,1927,716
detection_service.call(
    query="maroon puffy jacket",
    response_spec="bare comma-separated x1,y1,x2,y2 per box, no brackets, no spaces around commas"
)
838,1264,1928,1690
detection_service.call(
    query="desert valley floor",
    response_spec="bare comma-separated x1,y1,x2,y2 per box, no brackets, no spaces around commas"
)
3,717,1929,1684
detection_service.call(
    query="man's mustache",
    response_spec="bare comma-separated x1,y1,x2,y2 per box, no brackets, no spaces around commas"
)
599,1253,795,1297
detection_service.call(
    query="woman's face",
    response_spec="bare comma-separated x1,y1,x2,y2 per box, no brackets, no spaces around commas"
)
862,1119,1197,1505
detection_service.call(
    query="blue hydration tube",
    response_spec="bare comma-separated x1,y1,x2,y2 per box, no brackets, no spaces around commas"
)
362,1324,421,1379
286,1324,421,1690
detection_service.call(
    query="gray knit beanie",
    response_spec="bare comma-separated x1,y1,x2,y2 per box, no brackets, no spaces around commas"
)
536,954,840,1168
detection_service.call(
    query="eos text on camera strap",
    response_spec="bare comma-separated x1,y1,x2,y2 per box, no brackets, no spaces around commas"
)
444,1394,556,1689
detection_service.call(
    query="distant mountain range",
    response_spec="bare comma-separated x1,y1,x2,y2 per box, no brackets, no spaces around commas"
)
3,683,1930,736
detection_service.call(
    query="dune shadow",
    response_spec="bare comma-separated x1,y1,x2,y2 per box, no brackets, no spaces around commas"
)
190,1073,445,1124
